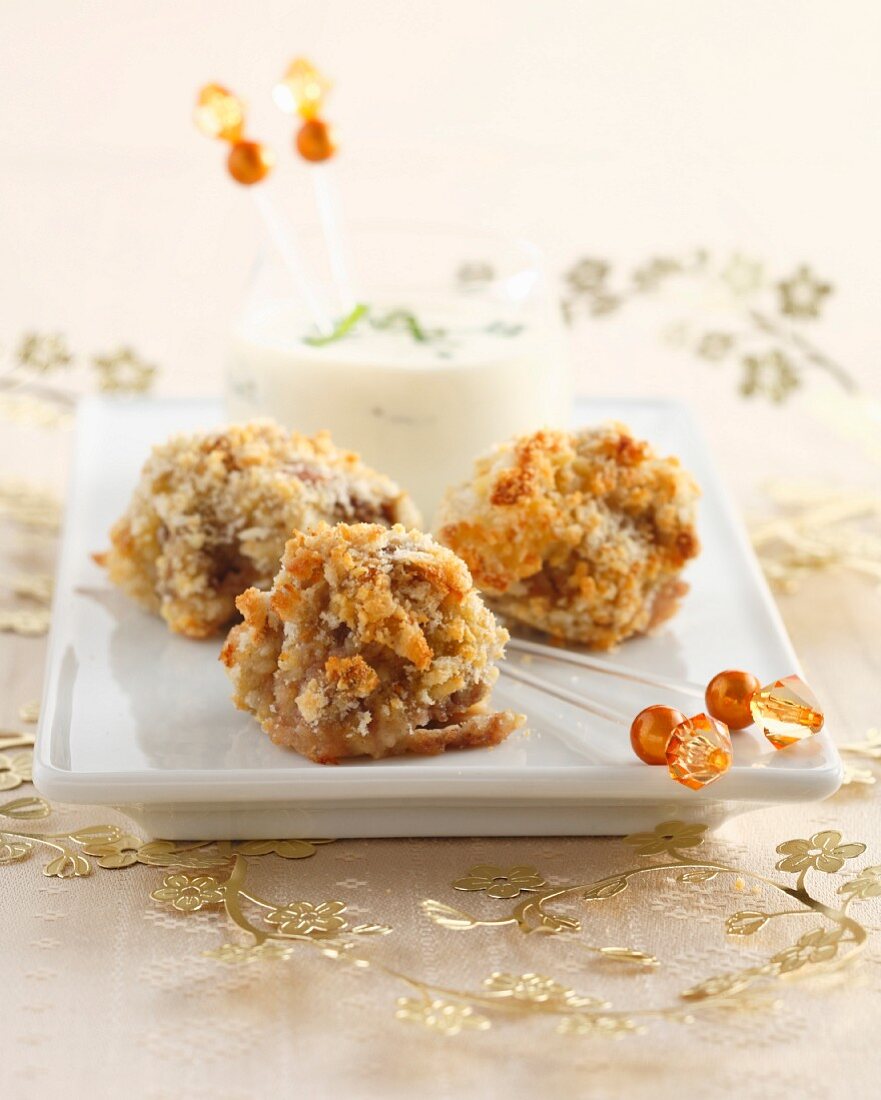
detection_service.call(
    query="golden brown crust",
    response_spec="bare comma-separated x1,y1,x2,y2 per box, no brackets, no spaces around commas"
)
98,421,420,638
436,423,700,648
221,522,523,763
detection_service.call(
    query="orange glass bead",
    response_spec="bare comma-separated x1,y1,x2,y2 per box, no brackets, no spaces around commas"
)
274,58,331,119
226,140,274,185
666,713,733,790
705,669,760,731
296,119,337,163
630,705,687,765
194,83,244,142
750,675,824,749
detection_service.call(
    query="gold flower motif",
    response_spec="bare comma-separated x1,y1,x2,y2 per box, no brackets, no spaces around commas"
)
631,256,681,292
452,864,546,899
205,941,295,965
457,261,495,287
0,750,32,791
81,834,142,869
741,349,799,402
263,900,347,936
721,254,764,297
92,346,157,394
566,258,610,294
151,872,226,912
590,293,620,316
17,701,40,725
775,831,866,875
696,331,735,361
395,997,490,1036
841,764,876,788
622,821,708,857
235,838,327,859
0,609,51,636
838,865,881,901
16,332,73,373
771,927,843,974
556,1015,642,1038
777,265,832,319
681,971,754,1002
483,972,605,1009
840,728,881,760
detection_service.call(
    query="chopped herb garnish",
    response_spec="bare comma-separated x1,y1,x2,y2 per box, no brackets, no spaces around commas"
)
370,308,445,344
302,304,522,352
303,303,369,346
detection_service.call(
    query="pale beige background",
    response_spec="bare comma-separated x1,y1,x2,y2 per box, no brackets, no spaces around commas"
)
1,3,880,1099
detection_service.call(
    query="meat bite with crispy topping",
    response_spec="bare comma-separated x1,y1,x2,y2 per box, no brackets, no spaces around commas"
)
96,421,420,638
220,522,523,763
435,424,700,649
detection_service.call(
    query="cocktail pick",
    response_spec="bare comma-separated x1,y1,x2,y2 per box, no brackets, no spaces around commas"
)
504,637,824,749
499,662,732,790
275,58,356,313
194,81,332,336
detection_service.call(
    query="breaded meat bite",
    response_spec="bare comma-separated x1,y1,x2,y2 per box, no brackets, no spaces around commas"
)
221,522,523,762
435,424,700,648
96,421,420,638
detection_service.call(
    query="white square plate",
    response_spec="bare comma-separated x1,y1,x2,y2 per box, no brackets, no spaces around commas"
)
33,397,841,838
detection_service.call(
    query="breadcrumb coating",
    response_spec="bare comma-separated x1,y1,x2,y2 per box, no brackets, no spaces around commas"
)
220,522,523,763
96,421,420,638
435,424,700,648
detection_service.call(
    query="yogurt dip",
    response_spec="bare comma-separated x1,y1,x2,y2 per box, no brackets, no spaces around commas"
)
226,296,570,522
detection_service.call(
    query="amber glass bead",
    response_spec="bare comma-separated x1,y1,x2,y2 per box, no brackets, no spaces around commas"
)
750,675,824,749
227,141,274,186
275,58,330,119
194,83,244,142
705,669,760,731
296,119,337,163
666,713,733,790
630,705,687,766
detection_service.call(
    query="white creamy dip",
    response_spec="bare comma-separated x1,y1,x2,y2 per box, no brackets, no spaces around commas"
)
226,297,570,523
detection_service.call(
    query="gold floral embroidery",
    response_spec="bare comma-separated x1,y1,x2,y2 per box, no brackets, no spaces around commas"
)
234,838,331,859
92,347,157,393
841,764,876,788
771,928,844,974
778,264,833,318
482,972,607,1010
741,349,800,401
622,821,707,857
696,331,735,361
263,900,347,936
725,910,769,937
0,749,33,791
151,873,226,912
395,998,491,1036
750,485,881,594
16,332,73,373
205,941,296,965
452,864,547,899
838,865,881,900
0,712,876,1043
556,1015,643,1038
0,608,51,636
721,254,764,297
562,250,851,401
775,831,866,875
17,701,40,724
566,257,610,294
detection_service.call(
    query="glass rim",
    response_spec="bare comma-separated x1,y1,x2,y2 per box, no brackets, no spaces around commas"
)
287,218,546,270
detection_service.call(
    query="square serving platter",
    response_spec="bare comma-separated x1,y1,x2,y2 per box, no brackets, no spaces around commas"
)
33,396,842,838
